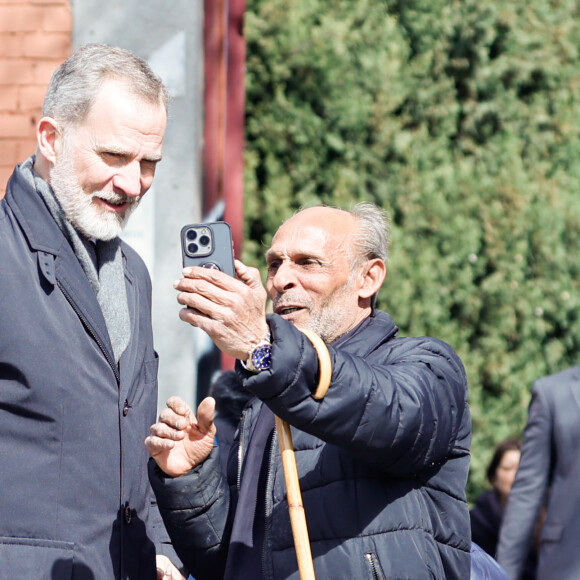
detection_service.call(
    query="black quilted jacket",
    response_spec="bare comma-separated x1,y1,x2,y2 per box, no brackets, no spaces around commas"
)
150,311,471,579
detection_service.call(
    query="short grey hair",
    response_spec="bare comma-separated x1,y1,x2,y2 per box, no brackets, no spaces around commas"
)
42,43,169,128
350,201,391,264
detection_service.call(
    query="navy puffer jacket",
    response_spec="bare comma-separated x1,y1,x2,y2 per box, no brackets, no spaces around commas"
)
150,311,471,579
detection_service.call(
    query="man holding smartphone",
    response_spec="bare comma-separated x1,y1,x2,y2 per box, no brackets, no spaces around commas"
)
0,44,183,579
147,203,472,579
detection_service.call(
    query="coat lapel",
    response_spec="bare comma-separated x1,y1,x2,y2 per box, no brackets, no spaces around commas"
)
569,367,580,413
55,253,118,378
7,165,118,380
118,258,138,400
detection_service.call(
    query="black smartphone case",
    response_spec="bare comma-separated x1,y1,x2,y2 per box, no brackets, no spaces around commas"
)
180,221,235,277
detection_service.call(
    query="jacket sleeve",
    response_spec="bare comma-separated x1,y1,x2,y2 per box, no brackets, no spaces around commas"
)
148,449,231,580
145,483,185,569
496,383,552,580
243,314,470,477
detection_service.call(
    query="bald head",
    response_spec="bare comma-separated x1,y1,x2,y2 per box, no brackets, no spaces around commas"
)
272,206,359,266
274,203,391,266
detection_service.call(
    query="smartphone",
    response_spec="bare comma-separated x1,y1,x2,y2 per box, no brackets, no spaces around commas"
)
180,221,235,277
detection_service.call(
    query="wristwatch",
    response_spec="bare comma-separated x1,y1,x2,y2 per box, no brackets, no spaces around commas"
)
241,330,272,373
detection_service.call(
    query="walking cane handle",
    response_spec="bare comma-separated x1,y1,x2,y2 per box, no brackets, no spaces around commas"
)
299,329,332,400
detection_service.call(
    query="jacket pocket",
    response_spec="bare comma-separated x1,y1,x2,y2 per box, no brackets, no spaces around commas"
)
125,352,159,408
364,552,386,580
144,352,159,385
0,536,75,580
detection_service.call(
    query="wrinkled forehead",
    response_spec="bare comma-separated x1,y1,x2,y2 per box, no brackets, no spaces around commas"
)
268,209,356,261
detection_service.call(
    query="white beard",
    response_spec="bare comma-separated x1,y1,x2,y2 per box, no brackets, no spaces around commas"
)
49,148,140,241
273,272,358,343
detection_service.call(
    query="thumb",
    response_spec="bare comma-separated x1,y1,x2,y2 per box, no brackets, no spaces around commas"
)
196,396,216,434
234,260,263,289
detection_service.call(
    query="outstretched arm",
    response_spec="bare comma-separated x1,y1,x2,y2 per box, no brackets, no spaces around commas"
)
147,396,231,580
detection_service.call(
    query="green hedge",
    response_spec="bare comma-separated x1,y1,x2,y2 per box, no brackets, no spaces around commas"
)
242,0,580,500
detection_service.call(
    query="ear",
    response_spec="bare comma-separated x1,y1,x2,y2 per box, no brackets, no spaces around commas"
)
36,117,62,165
358,258,386,300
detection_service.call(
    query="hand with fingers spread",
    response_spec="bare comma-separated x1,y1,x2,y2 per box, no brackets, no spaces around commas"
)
173,259,270,360
155,554,186,580
145,396,217,477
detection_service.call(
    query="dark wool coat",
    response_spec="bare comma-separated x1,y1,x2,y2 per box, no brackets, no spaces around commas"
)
151,311,472,580
497,367,580,580
0,163,171,579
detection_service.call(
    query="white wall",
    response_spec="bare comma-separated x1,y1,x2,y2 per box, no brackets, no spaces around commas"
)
72,0,204,410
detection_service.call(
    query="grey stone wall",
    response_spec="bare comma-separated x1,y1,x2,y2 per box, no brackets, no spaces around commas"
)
72,0,204,410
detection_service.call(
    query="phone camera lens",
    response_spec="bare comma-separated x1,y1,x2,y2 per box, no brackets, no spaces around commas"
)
199,235,211,246
187,242,199,254
186,229,197,241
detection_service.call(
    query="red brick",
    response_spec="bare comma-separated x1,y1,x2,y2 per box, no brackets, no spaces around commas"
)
0,138,22,166
0,32,24,56
0,85,19,110
19,84,46,111
0,7,44,33
0,166,12,197
30,0,69,5
23,31,70,58
0,112,36,138
31,59,60,84
0,59,36,85
16,137,38,160
42,5,72,32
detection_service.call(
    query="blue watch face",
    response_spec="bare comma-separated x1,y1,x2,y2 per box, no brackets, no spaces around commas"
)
252,344,272,371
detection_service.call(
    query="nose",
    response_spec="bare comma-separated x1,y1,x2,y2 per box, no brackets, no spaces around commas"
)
269,262,297,294
113,161,144,198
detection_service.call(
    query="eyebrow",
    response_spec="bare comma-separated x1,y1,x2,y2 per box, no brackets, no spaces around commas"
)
96,145,163,163
143,153,163,163
265,248,326,263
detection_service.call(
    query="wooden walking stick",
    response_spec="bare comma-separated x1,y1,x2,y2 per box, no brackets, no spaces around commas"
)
276,328,332,580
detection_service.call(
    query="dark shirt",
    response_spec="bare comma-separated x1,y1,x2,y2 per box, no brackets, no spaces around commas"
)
471,489,537,580
224,404,276,579
471,489,503,557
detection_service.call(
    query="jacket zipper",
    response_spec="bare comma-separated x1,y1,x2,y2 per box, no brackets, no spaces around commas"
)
57,280,120,384
365,552,383,580
236,409,248,491
262,424,278,580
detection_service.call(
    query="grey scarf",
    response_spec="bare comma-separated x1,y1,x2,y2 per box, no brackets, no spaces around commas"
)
21,156,130,363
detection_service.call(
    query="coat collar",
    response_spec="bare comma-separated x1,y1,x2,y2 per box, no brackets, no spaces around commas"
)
6,163,121,380
332,310,399,358
6,161,68,256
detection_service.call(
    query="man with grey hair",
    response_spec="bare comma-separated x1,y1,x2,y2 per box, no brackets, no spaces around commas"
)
146,203,472,579
0,44,183,579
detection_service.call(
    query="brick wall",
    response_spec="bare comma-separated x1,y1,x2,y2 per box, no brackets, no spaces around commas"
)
0,0,71,197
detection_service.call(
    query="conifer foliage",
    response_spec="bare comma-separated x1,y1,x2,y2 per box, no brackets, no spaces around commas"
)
243,0,580,498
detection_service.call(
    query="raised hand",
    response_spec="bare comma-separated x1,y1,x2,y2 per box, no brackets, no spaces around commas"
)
174,260,269,360
145,396,217,477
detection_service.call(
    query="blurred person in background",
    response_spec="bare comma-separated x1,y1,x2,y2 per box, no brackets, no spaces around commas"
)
496,367,580,580
471,437,522,557
209,369,254,475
